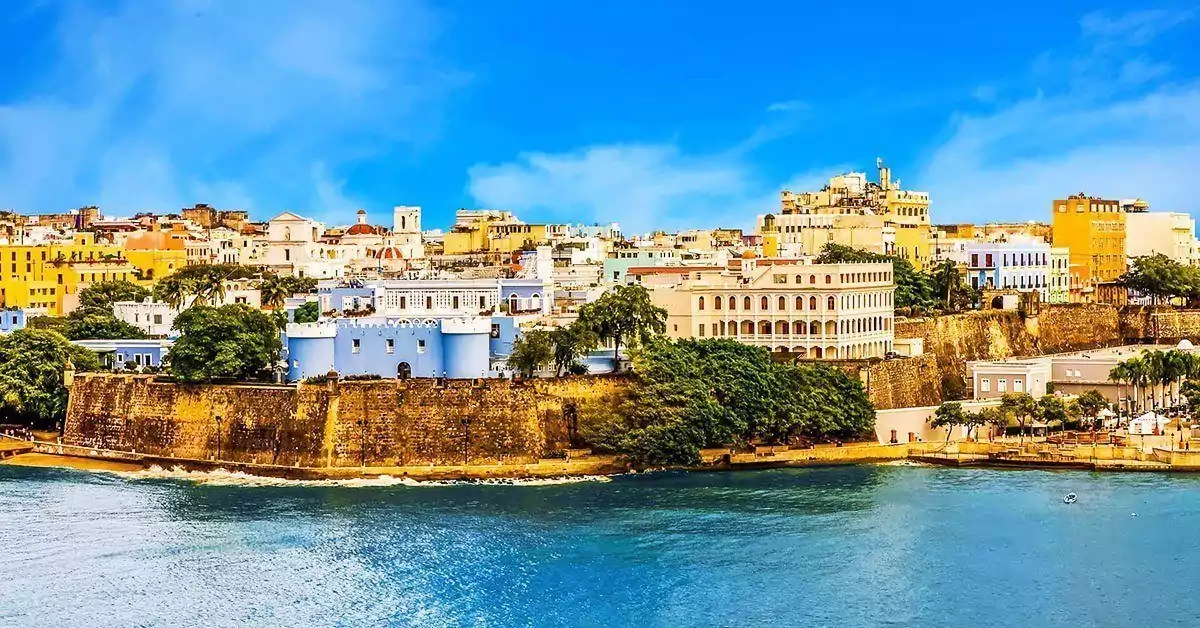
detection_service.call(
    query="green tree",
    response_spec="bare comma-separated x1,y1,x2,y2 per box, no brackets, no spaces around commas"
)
815,243,939,312
1076,389,1109,428
77,280,150,310
974,406,1007,441
1036,394,1069,435
550,322,599,376
1118,254,1200,305
507,329,555,377
0,329,101,428
259,273,318,309
64,311,147,340
931,401,967,443
577,284,667,372
152,274,193,310
168,304,282,382
293,301,321,324
1000,392,1037,441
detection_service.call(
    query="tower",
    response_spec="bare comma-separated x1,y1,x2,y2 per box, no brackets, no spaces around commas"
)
392,205,424,258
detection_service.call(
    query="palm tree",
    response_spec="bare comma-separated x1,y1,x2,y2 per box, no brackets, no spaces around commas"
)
1109,363,1129,418
258,274,291,310
154,276,192,311
195,268,228,306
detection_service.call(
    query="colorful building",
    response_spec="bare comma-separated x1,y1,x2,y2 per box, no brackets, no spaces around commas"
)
1051,194,1128,299
0,233,138,315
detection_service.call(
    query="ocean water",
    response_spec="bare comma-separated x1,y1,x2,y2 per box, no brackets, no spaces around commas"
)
1,463,1196,628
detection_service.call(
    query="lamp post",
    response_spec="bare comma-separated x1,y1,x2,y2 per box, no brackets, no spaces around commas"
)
214,414,223,460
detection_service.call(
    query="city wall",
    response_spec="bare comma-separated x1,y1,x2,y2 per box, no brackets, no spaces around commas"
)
879,305,1200,407
63,374,629,469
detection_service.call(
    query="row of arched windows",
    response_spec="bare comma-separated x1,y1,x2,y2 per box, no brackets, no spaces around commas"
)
698,293,893,313
695,317,892,338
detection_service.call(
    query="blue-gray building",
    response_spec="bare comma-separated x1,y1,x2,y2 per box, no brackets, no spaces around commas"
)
0,308,29,334
71,339,174,370
285,315,518,381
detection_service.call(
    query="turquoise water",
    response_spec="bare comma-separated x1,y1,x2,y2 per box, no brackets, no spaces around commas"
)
1,464,1196,627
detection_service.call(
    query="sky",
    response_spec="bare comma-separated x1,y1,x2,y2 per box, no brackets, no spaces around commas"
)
1,1,1198,234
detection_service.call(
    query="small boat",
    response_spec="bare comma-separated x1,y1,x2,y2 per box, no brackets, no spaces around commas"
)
1064,493,1078,504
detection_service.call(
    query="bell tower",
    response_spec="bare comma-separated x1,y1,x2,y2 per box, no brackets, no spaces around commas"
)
392,205,424,258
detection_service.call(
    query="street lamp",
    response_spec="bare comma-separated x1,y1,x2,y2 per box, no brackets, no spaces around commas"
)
214,414,223,460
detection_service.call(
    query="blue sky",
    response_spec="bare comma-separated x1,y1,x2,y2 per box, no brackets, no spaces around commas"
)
2,1,1198,233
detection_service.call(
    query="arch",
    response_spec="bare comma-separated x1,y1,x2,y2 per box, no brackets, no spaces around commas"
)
729,296,737,311
775,320,789,335
778,296,786,311
698,296,705,311
793,347,807,358
824,320,836,334
796,296,804,310
812,347,824,358
397,362,412,380
740,320,754,335
809,296,817,310
758,320,771,335
284,227,292,241
776,346,788,353
826,346,838,359
719,320,727,336
809,321,820,334
530,293,542,311
825,274,832,284
827,296,836,310
761,296,769,310
991,295,1004,309
795,275,803,284
809,274,816,284
715,296,723,310
743,296,752,310
509,293,519,313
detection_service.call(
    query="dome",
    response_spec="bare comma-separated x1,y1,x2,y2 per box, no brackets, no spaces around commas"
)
346,223,384,235
376,246,405,260
741,250,757,259
1178,339,1194,350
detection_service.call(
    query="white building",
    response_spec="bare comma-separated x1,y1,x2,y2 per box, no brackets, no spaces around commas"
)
1125,211,1197,265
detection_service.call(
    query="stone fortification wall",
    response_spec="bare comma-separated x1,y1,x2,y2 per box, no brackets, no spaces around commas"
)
864,354,942,410
63,374,629,468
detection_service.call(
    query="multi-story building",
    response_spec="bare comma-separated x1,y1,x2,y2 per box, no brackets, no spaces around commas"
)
1124,207,1196,265
1048,248,1071,304
443,210,548,255
646,255,895,359
0,233,140,315
758,159,933,267
965,241,1051,299
603,246,680,283
317,275,553,319
0,307,30,333
1051,194,1128,299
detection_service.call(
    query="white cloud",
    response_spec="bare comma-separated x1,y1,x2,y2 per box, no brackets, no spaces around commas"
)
0,0,456,220
921,10,1200,222
467,142,849,234
766,100,807,112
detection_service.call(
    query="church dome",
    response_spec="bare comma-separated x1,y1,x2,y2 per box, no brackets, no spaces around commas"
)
376,246,405,260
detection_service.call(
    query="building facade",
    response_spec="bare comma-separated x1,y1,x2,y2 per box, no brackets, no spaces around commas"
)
285,316,518,381
1051,194,1128,299
965,241,1051,299
1125,210,1196,265
649,257,895,359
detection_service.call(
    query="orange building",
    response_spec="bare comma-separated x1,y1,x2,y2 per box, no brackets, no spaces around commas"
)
1051,194,1127,300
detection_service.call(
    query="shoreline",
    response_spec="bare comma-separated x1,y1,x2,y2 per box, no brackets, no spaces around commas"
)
8,438,1200,481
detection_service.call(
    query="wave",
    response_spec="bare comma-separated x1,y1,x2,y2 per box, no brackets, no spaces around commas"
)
101,465,614,488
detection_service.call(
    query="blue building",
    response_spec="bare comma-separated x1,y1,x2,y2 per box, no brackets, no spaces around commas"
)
0,308,29,334
966,241,1051,299
71,339,174,370
317,277,552,317
286,315,518,381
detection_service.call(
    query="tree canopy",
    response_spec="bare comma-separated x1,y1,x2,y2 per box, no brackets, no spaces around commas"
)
507,329,555,377
292,301,321,324
815,243,974,314
577,284,667,372
1118,254,1200,305
77,280,150,310
0,329,101,428
259,273,318,309
579,338,875,465
152,263,262,309
167,304,282,382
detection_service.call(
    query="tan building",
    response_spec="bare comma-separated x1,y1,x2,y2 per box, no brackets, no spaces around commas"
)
645,255,895,359
758,158,933,268
1124,208,1196,265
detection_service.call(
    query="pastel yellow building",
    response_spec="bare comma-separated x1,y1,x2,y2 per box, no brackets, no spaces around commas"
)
123,229,188,281
0,233,138,315
444,210,549,255
1051,194,1128,298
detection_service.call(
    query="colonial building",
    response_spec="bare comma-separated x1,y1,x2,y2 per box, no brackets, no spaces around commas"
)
1051,194,1128,299
965,241,1051,299
646,255,895,359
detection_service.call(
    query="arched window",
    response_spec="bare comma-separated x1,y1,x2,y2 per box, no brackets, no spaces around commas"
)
698,296,705,311
809,296,817,310
778,296,786,310
715,296,723,310
827,296,835,310
743,296,751,310
509,294,519,313
530,293,542,310
809,321,819,334
761,296,769,310
796,296,803,310
825,274,832,284
284,227,292,241
795,275,803,284
729,296,736,311
809,275,816,284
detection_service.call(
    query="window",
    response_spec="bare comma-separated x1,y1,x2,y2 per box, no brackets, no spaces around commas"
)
998,379,1007,392
825,275,832,284
809,296,817,310
827,296,835,310
729,297,736,311
452,296,460,309
809,275,816,284
743,296,751,310
1014,379,1024,392
714,296,722,310
426,296,433,310
778,296,786,310
698,325,705,337
386,339,395,354
698,296,705,311
417,339,427,354
400,296,407,309
352,339,361,354
773,274,787,284
154,315,162,325
761,296,769,310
